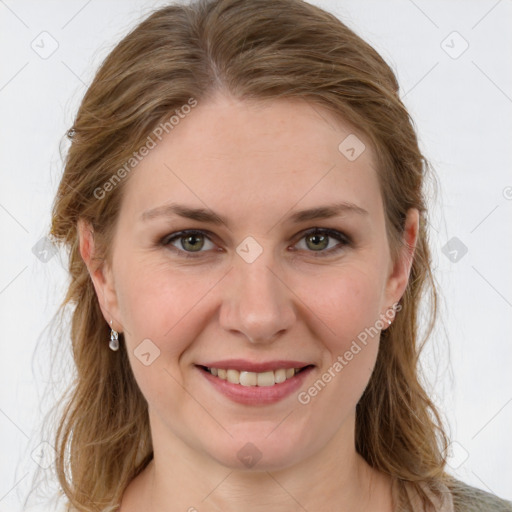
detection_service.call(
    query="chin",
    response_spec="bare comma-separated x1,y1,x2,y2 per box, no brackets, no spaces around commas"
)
201,423,317,472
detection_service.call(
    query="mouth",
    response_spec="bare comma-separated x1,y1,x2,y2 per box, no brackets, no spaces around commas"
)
195,361,315,405
198,365,313,387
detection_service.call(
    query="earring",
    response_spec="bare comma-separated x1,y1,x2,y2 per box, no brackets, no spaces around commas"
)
383,306,394,329
109,320,119,351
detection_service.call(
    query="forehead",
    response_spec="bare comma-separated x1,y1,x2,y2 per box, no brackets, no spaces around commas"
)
119,93,384,226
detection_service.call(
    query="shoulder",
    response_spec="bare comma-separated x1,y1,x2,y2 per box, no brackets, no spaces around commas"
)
446,478,512,512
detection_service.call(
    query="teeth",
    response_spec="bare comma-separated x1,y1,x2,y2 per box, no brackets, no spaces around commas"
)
274,369,286,384
206,367,302,386
257,371,275,387
239,371,257,386
226,369,240,384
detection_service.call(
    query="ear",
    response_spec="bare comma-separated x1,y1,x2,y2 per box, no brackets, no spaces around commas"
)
77,219,123,333
383,208,419,308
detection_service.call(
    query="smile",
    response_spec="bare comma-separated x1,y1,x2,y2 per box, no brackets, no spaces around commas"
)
197,362,315,405
202,366,307,387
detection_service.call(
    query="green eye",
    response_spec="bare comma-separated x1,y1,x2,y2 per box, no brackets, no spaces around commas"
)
180,233,205,252
304,232,329,251
162,230,215,257
294,228,351,256
161,227,351,259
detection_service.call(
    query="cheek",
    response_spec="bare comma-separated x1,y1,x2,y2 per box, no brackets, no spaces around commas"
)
296,264,386,395
290,269,385,444
300,265,386,345
114,260,209,410
295,269,385,419
114,255,221,355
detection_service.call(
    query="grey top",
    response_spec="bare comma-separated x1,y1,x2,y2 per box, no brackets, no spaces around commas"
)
401,478,512,511
450,479,512,512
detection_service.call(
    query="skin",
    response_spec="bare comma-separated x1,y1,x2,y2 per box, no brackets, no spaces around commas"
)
78,91,418,512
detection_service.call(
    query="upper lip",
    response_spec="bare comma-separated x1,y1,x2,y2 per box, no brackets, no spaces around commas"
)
198,359,313,372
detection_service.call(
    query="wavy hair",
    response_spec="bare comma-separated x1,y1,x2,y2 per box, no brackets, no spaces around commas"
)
46,0,452,509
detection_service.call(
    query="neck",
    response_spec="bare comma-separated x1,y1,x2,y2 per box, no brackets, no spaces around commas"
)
122,411,393,512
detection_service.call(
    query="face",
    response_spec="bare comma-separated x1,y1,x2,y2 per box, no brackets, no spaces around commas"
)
80,92,417,471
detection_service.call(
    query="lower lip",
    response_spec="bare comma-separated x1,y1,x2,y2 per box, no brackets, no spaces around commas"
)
197,366,314,405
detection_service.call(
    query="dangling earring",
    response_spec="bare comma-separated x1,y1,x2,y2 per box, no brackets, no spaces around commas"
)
109,319,119,351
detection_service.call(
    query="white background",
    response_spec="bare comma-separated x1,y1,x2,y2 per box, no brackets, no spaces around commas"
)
1,0,511,510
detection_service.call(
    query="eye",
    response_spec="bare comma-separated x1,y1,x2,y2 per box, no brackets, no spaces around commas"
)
161,230,216,258
292,228,351,256
160,227,351,259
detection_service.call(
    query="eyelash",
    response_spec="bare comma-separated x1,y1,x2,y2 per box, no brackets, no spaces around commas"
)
159,228,352,259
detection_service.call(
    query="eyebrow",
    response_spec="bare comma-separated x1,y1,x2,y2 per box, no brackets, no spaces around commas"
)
139,201,368,227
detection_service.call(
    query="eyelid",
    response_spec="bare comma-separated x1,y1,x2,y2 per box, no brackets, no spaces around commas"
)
160,227,352,258
160,229,218,258
293,227,351,245
290,227,352,256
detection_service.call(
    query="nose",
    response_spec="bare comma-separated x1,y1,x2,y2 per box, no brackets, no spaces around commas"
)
219,245,296,344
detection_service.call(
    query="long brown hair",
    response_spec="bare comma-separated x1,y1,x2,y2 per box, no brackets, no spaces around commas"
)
46,0,451,509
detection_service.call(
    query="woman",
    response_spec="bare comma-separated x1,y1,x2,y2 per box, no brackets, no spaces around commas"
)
46,0,512,510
